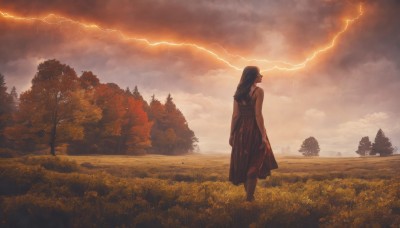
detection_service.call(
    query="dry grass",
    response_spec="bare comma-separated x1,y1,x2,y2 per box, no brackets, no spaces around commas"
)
61,153,400,181
1,153,399,227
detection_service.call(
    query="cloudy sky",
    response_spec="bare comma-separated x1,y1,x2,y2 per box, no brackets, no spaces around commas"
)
1,0,399,156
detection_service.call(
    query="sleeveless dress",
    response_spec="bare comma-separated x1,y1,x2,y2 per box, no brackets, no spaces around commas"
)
229,87,278,185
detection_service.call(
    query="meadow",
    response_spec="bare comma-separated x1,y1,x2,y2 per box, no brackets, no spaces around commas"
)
1,153,400,227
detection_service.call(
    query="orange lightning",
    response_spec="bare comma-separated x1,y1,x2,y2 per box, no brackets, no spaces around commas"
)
0,4,364,72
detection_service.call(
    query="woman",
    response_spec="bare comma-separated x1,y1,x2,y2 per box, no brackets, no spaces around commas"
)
229,66,278,202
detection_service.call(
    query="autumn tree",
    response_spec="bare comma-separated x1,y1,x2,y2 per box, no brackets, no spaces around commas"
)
129,85,149,112
299,136,320,156
356,136,372,156
3,61,195,156
371,129,394,156
6,60,101,155
121,96,152,154
148,95,164,121
148,94,197,155
68,82,124,154
80,71,100,89
147,95,165,154
68,78,151,155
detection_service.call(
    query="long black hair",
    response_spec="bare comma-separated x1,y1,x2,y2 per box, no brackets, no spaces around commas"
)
233,66,260,102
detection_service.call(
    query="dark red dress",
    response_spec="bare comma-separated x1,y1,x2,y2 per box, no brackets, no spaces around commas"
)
229,89,278,185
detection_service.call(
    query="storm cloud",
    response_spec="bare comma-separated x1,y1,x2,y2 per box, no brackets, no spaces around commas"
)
1,0,399,155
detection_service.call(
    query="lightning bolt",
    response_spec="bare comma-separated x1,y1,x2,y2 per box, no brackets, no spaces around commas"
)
0,4,364,72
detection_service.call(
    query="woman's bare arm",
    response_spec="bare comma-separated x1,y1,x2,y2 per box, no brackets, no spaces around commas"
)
254,88,267,138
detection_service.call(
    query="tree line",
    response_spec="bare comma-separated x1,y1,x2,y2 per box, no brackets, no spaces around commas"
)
355,129,396,157
298,129,396,157
0,59,198,156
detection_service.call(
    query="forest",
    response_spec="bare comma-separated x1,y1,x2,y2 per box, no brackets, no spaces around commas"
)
0,59,198,156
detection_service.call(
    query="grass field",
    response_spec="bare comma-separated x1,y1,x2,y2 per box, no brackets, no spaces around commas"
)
1,153,400,227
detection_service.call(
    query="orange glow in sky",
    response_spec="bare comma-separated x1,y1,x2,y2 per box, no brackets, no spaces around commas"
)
0,4,364,72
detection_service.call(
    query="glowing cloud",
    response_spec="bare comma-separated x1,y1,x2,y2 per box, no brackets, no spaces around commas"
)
0,4,364,72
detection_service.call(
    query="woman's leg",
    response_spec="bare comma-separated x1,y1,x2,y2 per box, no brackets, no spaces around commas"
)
246,178,257,201
246,166,258,201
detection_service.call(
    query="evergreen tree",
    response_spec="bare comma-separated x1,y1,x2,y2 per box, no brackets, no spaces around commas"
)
132,86,143,101
148,95,167,154
0,73,8,120
148,95,165,124
148,94,197,154
0,74,14,147
299,136,320,156
165,94,198,154
371,129,394,156
356,136,372,156
0,73,10,116
132,86,149,112
9,87,18,112
125,87,132,95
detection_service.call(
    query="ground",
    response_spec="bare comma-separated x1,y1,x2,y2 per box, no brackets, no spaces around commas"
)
1,153,399,227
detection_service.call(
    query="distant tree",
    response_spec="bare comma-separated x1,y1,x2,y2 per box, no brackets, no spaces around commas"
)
0,74,14,147
148,94,197,155
6,60,101,155
371,129,394,156
121,96,152,154
148,95,164,121
80,71,100,89
9,87,18,112
132,86,142,100
356,136,372,156
0,73,7,95
94,83,127,139
299,136,320,156
148,95,167,154
0,74,9,136
0,73,11,115
132,86,149,112
164,94,198,154
68,80,151,155
125,87,132,95
71,83,121,154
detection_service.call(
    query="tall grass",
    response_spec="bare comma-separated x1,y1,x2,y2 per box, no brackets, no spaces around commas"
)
0,154,399,227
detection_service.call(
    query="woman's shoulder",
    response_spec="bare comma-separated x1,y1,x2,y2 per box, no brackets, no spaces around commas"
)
254,86,264,95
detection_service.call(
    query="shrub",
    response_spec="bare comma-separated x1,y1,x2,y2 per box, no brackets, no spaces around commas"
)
1,195,73,227
173,174,195,182
0,164,45,195
19,156,79,173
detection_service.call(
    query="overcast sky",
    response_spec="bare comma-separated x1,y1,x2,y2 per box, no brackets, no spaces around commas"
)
1,0,399,156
